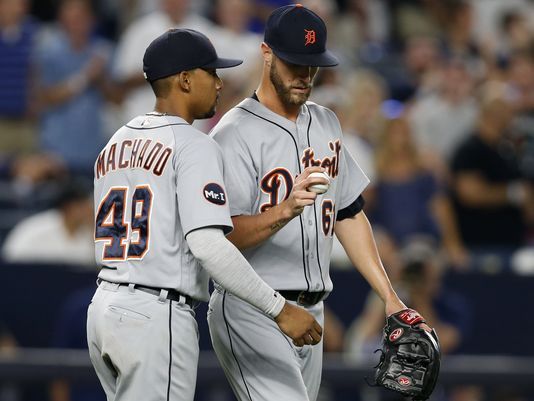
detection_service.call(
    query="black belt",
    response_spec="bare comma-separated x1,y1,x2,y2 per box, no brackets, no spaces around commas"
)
97,278,194,308
278,290,326,307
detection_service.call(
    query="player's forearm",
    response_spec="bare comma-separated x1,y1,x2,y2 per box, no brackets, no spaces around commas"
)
227,205,292,250
335,212,404,310
186,227,285,318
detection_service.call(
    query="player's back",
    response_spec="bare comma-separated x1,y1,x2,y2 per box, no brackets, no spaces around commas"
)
94,114,230,301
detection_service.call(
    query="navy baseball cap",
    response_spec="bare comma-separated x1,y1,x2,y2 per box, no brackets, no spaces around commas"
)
143,29,243,82
264,4,339,67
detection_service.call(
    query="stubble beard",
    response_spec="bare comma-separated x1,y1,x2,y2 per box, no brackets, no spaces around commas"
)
199,106,216,119
198,95,218,119
269,61,312,107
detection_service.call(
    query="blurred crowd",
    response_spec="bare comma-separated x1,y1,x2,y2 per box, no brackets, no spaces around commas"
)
0,1,533,400
1,0,533,274
0,0,533,272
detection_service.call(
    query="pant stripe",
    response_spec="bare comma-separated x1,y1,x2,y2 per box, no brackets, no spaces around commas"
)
166,300,173,401
222,291,254,401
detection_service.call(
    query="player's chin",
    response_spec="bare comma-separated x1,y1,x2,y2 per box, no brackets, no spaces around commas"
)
289,91,310,106
199,104,217,120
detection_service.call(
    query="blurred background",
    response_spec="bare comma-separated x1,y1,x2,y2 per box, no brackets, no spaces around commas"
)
0,0,533,400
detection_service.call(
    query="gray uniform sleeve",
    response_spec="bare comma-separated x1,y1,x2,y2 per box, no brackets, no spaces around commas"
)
337,139,370,210
186,227,285,318
176,137,233,236
211,125,257,216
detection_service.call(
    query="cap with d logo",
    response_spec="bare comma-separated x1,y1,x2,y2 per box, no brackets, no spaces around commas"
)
264,4,339,67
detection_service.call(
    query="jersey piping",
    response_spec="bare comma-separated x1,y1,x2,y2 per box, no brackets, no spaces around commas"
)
166,301,173,401
124,123,189,130
305,104,326,293
222,291,254,401
235,105,311,292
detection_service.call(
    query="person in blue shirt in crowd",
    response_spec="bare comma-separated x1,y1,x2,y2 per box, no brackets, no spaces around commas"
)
33,0,113,176
0,0,39,155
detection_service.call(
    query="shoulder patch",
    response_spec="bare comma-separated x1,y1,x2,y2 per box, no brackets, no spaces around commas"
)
203,183,226,205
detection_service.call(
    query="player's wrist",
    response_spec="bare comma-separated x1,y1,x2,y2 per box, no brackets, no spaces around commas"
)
278,200,297,221
272,202,292,227
268,292,286,319
384,294,407,317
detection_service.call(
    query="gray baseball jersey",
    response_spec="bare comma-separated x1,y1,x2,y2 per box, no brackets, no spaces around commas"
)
208,97,369,401
88,113,233,401
211,97,369,293
93,113,232,301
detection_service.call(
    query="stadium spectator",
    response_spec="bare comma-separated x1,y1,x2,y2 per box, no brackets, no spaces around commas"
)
0,0,38,156
450,82,533,251
409,58,478,178
2,179,94,267
497,10,533,64
204,0,262,129
367,116,468,268
337,69,389,182
32,0,112,176
209,0,260,85
383,0,446,44
506,51,534,130
470,0,533,67
442,0,487,76
377,35,442,102
113,0,216,122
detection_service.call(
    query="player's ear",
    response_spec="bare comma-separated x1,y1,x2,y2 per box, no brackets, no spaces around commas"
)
178,71,192,92
261,43,273,66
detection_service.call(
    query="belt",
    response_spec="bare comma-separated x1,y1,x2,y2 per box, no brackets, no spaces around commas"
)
97,278,194,308
278,290,326,307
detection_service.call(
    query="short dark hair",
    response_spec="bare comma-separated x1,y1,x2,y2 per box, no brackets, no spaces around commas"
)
149,76,172,98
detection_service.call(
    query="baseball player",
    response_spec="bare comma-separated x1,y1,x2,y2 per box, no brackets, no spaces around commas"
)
87,28,322,401
208,5,425,401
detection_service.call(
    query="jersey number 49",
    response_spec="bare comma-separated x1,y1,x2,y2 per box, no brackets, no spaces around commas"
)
94,185,153,261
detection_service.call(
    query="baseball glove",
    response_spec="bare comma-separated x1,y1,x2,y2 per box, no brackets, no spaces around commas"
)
372,308,441,400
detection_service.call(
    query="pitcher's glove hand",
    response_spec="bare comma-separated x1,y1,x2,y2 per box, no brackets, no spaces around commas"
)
373,309,441,400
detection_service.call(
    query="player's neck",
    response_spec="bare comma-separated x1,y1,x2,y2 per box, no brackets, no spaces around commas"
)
256,84,300,122
153,98,194,124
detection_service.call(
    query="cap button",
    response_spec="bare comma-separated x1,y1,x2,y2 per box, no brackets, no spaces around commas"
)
295,3,303,6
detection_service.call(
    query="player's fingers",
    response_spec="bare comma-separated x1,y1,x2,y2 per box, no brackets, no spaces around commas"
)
295,192,317,205
305,334,315,345
308,330,321,345
293,338,305,347
293,191,318,201
299,333,313,346
313,321,323,336
295,199,316,208
418,323,432,333
295,166,326,183
296,176,329,189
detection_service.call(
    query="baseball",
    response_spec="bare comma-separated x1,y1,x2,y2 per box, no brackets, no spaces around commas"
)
307,172,330,194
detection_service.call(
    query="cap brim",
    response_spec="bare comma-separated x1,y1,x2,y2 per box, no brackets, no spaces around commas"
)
202,57,243,69
273,49,339,67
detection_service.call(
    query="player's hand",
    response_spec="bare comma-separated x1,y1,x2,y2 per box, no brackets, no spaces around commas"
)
281,167,329,219
275,302,323,346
